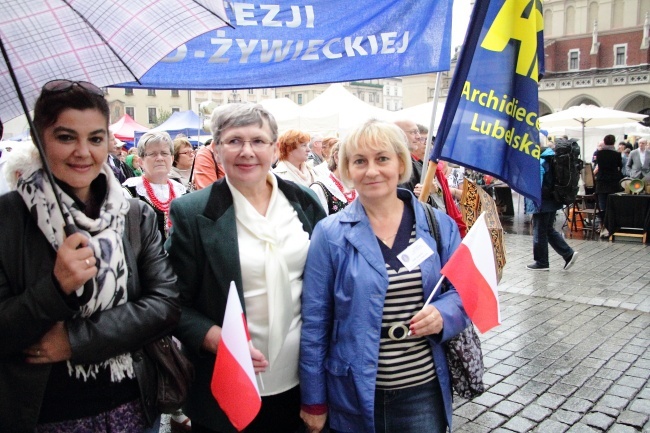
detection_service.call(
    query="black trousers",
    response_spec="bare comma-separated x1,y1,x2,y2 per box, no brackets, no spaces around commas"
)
192,385,304,433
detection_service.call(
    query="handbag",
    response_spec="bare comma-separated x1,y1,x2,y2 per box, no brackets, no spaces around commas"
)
125,200,195,412
143,336,195,413
421,202,485,399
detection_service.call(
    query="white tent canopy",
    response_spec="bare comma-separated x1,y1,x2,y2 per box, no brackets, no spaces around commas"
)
255,83,446,138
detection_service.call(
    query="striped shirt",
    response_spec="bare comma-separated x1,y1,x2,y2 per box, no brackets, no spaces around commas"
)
376,227,436,390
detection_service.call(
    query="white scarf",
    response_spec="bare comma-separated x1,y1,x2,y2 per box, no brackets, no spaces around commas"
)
17,163,134,382
227,175,293,365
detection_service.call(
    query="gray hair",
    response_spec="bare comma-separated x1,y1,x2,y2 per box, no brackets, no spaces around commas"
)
210,103,278,145
136,131,173,158
339,119,412,186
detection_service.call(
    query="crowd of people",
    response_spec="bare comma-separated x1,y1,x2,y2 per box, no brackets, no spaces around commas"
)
0,81,473,433
1,78,647,433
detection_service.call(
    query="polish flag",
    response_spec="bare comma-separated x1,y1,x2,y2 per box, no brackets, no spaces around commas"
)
211,282,261,431
440,212,500,333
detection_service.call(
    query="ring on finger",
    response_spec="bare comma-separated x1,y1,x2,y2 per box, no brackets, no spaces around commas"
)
85,258,90,267
36,349,41,356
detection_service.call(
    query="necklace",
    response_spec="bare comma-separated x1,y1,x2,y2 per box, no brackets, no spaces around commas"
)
142,177,176,229
330,173,357,203
379,232,398,245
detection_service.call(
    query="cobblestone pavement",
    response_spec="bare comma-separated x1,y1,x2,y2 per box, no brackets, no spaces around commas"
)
162,228,650,433
453,233,650,433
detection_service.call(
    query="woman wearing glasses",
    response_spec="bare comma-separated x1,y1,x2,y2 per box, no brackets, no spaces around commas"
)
123,131,187,239
165,103,325,433
272,129,318,188
170,136,195,190
0,80,179,432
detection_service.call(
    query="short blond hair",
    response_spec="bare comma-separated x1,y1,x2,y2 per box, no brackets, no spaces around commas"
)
339,119,412,186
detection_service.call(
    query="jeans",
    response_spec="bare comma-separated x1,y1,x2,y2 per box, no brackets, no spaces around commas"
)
532,211,574,267
373,378,446,433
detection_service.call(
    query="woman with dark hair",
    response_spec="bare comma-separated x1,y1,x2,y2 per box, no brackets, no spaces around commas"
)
0,80,180,432
165,103,325,433
594,134,623,238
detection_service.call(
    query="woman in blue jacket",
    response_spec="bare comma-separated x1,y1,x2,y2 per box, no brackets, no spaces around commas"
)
299,119,470,433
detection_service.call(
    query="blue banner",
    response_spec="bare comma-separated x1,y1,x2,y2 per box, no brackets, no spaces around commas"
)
431,0,545,205
119,0,452,89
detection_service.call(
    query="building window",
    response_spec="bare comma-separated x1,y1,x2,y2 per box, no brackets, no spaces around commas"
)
263,88,268,96
248,89,254,95
147,89,156,97
148,107,157,124
171,89,180,97
297,94,303,105
568,50,580,71
614,44,627,66
125,106,135,118
171,107,180,113
284,94,290,98
125,88,133,96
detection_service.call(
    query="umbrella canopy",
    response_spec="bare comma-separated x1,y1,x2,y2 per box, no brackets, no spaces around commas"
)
539,105,647,158
109,113,150,142
0,0,229,123
150,110,202,137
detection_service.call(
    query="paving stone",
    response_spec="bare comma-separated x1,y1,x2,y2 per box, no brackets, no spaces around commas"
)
609,384,638,399
629,399,650,415
536,393,566,410
533,419,569,433
548,383,578,397
606,425,637,433
591,403,621,418
616,375,647,390
473,411,508,429
492,400,524,417
502,416,535,433
509,390,537,405
561,397,593,414
502,373,531,387
599,394,630,410
490,382,519,397
565,423,599,432
617,410,649,428
582,411,615,430
454,402,487,421
573,386,607,402
520,403,552,422
552,409,583,425
470,392,504,407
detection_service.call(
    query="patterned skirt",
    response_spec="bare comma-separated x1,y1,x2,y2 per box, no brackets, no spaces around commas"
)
35,399,147,433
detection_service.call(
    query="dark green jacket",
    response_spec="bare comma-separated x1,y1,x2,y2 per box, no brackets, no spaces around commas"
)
165,175,325,432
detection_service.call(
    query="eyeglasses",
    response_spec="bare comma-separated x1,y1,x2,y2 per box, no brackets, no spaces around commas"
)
220,138,273,149
144,151,172,158
42,79,104,96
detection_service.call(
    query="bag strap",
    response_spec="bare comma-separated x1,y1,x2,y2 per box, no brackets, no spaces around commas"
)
126,198,142,258
421,201,442,259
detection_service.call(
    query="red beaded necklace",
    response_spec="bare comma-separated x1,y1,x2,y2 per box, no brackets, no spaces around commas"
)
142,177,176,228
330,173,357,203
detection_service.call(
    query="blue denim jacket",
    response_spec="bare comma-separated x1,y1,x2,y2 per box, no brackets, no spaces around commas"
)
300,189,471,432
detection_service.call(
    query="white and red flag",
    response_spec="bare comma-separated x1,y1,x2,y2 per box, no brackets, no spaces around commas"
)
211,282,261,431
441,212,500,333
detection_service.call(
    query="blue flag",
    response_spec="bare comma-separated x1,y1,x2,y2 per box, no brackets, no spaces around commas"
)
120,0,452,89
431,0,545,205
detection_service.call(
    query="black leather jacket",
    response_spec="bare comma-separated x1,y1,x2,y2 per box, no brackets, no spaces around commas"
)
0,193,180,432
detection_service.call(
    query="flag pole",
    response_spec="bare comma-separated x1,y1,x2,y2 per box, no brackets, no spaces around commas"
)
419,72,442,202
407,274,446,336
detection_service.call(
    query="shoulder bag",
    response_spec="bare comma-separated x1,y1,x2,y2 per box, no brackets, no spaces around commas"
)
126,199,195,413
422,202,485,399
